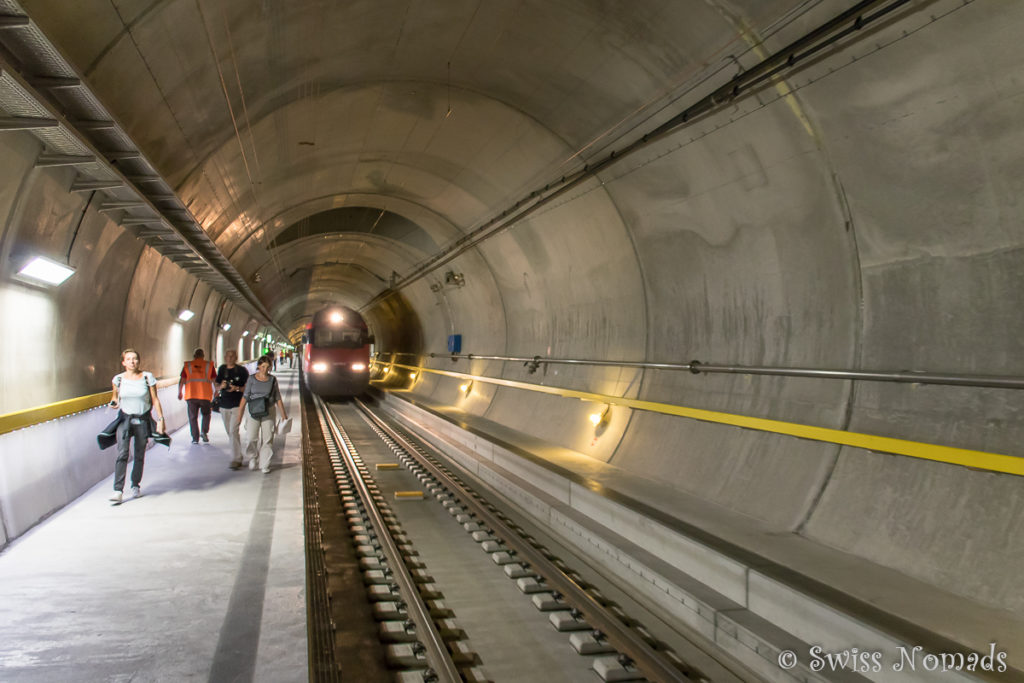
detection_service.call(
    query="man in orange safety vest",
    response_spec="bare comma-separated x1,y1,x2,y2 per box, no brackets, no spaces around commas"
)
178,348,217,444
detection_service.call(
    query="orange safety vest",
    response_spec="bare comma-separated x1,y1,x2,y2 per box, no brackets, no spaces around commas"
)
182,359,215,401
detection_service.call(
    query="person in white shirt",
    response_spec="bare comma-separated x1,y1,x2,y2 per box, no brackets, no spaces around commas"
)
109,348,165,504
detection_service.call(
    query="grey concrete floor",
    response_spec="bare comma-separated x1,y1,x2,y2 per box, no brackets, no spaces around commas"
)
0,369,306,683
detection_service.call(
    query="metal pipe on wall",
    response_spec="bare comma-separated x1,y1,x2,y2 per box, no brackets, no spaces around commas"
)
422,352,1024,390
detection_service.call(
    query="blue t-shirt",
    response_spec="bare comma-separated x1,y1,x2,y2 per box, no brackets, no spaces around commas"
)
114,372,157,415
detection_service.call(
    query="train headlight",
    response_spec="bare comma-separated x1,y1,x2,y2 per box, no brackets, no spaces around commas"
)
312,362,329,373
351,362,366,372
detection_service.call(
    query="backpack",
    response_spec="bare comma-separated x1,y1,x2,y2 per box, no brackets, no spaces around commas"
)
247,377,277,419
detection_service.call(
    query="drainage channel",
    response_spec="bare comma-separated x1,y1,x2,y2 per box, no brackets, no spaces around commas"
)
345,396,709,683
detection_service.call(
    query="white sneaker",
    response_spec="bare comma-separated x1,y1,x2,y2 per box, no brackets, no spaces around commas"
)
248,459,256,470
109,491,123,503
261,467,270,474
131,486,142,499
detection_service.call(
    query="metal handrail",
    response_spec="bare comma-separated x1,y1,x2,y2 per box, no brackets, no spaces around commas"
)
0,360,262,437
423,353,1024,390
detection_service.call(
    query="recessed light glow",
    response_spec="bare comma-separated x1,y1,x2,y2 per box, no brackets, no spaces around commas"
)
18,256,74,285
409,372,417,379
177,309,195,321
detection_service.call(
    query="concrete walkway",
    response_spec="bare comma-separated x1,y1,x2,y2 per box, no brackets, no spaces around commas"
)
0,368,306,683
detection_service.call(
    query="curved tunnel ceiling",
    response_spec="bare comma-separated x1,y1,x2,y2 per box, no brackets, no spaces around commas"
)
5,0,1024,632
19,0,812,329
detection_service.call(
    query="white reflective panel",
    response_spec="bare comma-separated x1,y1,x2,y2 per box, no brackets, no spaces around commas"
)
0,286,56,413
164,322,184,376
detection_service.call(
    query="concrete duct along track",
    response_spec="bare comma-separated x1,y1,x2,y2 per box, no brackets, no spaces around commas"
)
0,1,1022,680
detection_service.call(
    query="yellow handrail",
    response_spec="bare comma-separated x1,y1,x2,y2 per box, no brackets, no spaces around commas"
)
1,377,176,436
374,362,1024,477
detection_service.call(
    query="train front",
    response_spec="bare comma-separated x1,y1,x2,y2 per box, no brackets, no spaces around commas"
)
303,307,372,397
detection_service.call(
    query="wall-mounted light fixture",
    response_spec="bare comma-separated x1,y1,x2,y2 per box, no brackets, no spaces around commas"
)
17,255,75,286
409,372,417,379
221,323,231,331
589,405,611,429
177,309,195,322
242,330,250,337
459,380,474,395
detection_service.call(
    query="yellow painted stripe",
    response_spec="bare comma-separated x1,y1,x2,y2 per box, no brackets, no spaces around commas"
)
376,463,400,470
0,392,113,435
394,491,424,499
374,362,1023,477
0,377,179,437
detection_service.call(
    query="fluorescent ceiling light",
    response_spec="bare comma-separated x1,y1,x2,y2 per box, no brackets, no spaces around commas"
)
18,256,74,285
177,309,195,321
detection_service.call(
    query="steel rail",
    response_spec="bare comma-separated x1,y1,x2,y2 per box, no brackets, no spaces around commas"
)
353,397,700,683
314,395,462,683
425,353,1024,391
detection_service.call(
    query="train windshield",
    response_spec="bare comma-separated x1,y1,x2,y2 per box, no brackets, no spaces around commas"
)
312,327,365,349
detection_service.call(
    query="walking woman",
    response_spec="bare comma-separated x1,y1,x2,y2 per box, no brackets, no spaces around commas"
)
109,348,165,503
237,355,288,473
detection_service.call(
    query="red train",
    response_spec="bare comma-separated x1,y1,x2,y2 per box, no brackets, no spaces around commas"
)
302,306,373,397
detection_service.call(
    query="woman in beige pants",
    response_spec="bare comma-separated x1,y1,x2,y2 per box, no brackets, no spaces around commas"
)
237,356,288,473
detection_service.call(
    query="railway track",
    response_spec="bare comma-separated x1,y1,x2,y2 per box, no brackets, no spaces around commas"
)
306,391,746,682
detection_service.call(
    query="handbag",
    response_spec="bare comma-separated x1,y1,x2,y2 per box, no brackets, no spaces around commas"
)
211,395,221,413
246,376,276,419
247,395,268,418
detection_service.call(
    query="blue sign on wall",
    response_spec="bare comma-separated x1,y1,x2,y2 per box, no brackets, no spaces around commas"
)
447,334,462,353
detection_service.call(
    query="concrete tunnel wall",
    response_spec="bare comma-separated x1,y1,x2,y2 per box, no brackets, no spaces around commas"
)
0,131,262,412
367,6,1024,615
0,0,1021,625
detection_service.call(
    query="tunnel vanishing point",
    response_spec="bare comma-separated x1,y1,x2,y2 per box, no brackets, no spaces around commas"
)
0,1,1022,680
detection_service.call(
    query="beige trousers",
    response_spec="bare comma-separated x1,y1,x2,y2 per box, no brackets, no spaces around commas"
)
242,406,276,471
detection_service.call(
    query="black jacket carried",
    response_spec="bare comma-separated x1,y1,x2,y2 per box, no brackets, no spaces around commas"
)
97,411,171,450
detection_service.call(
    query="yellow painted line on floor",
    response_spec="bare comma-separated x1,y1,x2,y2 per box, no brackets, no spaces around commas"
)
376,362,1023,477
394,491,424,499
376,463,400,470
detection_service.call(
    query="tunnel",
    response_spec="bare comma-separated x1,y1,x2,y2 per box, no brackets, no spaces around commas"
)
0,1,1021,681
